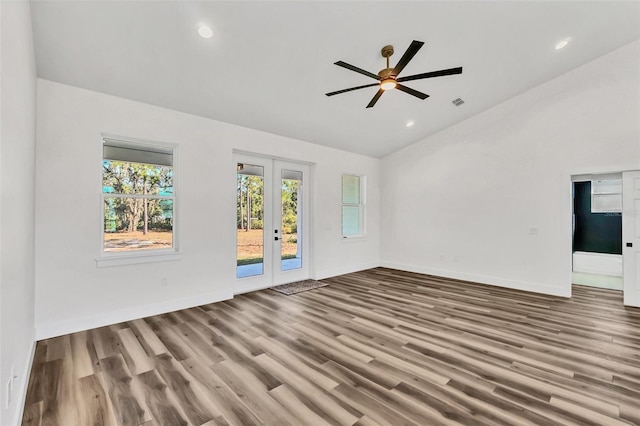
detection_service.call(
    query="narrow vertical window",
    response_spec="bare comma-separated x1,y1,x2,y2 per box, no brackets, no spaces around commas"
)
342,174,364,237
102,138,175,254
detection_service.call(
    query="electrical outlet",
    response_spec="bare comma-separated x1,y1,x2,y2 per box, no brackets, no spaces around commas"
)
160,277,168,286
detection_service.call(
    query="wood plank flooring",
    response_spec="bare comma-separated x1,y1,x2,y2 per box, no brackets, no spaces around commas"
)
22,268,640,425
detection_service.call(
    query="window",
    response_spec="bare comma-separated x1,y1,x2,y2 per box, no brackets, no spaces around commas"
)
101,137,175,256
342,174,364,237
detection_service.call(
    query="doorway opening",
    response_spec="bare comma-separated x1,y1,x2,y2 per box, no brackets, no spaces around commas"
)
571,173,622,290
234,153,310,294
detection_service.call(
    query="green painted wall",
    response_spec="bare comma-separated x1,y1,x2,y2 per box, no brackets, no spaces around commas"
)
573,181,621,255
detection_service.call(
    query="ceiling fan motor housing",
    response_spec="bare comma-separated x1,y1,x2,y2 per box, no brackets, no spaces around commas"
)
378,68,394,79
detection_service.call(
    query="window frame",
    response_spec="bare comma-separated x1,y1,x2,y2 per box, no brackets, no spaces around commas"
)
97,134,180,267
341,173,366,239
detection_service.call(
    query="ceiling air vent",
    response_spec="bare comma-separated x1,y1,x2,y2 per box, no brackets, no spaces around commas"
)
452,98,465,106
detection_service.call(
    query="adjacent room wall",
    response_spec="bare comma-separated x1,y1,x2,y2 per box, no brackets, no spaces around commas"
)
0,2,37,425
573,181,622,255
35,79,380,339
381,40,640,297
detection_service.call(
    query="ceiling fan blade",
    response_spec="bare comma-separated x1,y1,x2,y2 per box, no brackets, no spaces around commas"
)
325,83,380,97
395,84,429,100
397,67,463,83
334,61,381,81
392,40,424,77
366,89,384,108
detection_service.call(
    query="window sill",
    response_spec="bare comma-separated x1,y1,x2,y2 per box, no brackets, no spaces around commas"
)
96,251,182,268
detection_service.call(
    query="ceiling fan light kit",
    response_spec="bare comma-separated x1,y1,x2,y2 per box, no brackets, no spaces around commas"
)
380,78,397,91
326,40,463,108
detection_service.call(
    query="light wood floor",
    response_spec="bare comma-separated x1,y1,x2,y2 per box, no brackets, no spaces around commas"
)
22,268,640,426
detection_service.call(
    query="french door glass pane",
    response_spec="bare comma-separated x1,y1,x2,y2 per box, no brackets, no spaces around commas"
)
281,169,302,271
237,163,264,278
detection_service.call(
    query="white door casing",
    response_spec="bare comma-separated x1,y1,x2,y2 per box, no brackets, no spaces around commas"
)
622,170,640,307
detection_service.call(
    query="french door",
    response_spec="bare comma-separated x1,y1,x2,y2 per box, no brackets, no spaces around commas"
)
235,153,310,293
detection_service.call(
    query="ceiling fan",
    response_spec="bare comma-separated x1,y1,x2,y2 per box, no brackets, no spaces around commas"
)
325,40,462,108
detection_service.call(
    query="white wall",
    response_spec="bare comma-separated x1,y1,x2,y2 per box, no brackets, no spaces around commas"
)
35,79,380,339
0,2,37,425
381,41,640,297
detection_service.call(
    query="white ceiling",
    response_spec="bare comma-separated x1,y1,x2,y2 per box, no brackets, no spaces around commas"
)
30,1,640,158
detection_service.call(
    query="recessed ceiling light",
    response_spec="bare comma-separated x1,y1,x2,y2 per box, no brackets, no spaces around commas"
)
555,39,569,50
406,120,415,128
198,25,213,39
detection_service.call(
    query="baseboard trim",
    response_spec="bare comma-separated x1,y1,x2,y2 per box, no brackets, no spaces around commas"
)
380,261,571,298
314,261,380,281
624,290,640,307
35,289,233,340
14,336,36,426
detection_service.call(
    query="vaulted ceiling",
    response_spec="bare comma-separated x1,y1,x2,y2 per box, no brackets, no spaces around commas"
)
30,1,640,157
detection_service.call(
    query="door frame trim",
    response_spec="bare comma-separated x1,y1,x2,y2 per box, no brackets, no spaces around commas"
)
622,170,640,307
567,168,636,302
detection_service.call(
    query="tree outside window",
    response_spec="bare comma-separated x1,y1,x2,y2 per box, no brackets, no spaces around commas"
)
102,139,175,253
